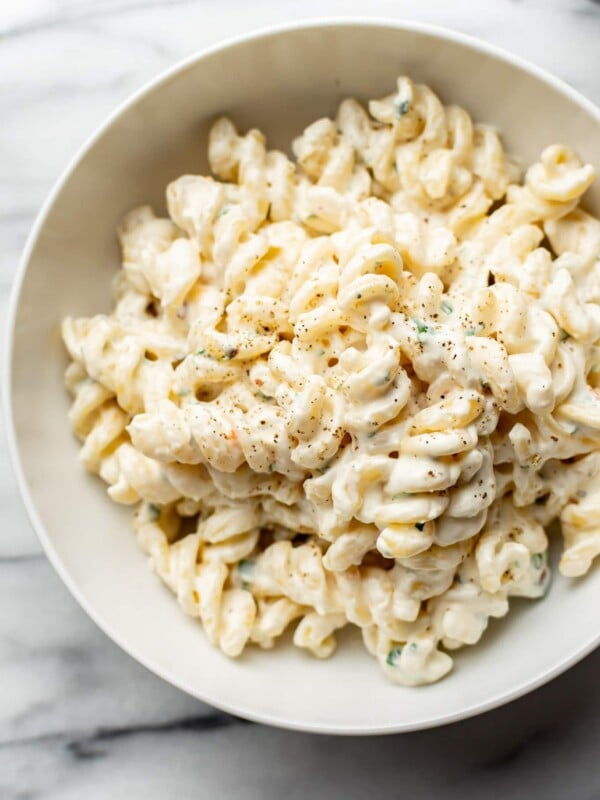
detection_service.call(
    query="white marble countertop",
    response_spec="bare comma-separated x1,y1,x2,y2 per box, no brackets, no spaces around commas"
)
2,1,600,797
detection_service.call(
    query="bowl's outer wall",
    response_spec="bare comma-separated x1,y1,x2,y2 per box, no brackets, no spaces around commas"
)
9,22,600,733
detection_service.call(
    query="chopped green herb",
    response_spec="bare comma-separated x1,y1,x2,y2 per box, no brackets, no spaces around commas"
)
268,463,275,472
375,371,391,386
393,99,410,118
317,464,330,475
531,553,544,569
411,317,429,334
367,430,378,438
408,642,418,653
216,204,231,218
414,522,426,531
147,503,161,521
256,390,274,402
318,349,326,356
386,646,404,666
480,378,490,389
465,322,485,337
441,300,454,315
411,317,433,342
196,349,206,356
237,558,256,582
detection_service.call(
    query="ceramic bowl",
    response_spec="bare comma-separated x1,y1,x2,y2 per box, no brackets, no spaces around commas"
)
5,19,600,734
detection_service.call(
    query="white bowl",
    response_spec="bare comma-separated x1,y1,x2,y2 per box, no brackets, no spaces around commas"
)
5,19,600,735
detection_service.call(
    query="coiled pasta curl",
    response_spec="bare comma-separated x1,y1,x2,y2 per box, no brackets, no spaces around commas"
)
64,363,183,505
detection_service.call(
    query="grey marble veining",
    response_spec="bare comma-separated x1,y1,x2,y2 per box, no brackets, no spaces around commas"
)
1,1,600,797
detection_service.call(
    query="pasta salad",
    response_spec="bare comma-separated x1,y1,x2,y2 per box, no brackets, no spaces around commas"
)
62,77,600,685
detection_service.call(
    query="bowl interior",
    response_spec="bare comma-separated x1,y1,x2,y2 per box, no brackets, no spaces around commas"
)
8,21,600,734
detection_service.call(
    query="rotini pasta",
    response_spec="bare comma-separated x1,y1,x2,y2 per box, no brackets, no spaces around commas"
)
62,76,600,686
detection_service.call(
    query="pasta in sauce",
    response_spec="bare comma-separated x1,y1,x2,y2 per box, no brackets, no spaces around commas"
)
62,77,600,686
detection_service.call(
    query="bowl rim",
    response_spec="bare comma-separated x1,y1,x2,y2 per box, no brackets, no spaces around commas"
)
4,16,600,736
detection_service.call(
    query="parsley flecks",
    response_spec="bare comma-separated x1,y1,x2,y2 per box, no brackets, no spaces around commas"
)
414,522,426,531
393,99,410,118
411,317,433,342
256,390,274,402
386,646,404,666
237,559,256,581
411,317,429,334
216,204,231,218
375,371,391,386
147,503,161,521
465,322,485,337
441,300,454,315
531,553,544,569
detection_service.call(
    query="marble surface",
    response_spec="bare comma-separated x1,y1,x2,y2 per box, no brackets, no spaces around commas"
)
2,0,600,797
